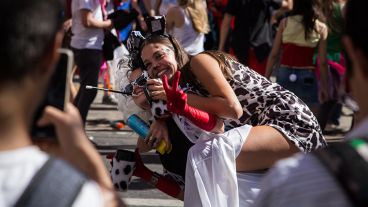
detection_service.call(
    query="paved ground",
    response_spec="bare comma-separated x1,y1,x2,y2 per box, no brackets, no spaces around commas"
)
86,88,353,207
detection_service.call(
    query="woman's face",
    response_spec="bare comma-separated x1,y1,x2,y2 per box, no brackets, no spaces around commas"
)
129,68,150,110
141,43,178,79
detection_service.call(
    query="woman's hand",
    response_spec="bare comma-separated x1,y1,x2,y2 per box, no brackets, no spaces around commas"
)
162,71,219,131
146,119,172,152
137,137,154,153
161,71,187,115
147,79,167,101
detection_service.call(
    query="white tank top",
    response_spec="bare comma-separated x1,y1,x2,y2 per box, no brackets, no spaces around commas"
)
170,7,204,55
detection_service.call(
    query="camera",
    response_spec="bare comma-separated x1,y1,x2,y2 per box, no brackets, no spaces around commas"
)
122,71,148,94
122,71,153,104
31,49,73,139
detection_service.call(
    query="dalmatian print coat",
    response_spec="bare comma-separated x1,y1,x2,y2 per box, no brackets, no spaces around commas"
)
151,56,326,153
183,57,327,152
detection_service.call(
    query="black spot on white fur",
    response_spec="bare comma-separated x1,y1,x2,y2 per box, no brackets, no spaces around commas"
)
110,156,135,192
124,165,132,175
119,181,128,190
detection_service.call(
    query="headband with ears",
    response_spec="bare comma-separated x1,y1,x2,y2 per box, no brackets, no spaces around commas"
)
126,16,178,70
127,30,145,69
144,16,179,56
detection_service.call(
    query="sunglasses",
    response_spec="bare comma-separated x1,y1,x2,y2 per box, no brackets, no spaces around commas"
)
122,71,149,95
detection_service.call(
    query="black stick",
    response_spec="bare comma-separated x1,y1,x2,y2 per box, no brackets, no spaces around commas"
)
85,85,131,95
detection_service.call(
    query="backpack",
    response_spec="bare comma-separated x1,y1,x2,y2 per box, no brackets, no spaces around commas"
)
315,137,368,207
14,157,87,207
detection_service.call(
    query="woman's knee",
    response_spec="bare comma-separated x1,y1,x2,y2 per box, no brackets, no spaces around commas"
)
241,126,292,151
236,126,300,171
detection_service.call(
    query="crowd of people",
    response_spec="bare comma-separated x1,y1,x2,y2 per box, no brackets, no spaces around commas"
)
1,0,368,206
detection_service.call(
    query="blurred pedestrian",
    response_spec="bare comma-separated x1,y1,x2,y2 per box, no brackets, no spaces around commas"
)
265,0,329,114
71,0,113,123
219,0,292,75
316,0,348,132
166,0,209,55
252,0,368,206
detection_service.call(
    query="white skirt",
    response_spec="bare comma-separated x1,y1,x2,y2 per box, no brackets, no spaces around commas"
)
183,124,264,207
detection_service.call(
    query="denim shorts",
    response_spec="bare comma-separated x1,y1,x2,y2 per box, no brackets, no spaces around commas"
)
276,67,319,107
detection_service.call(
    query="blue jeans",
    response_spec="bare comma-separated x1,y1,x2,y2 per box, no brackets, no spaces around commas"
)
276,67,319,108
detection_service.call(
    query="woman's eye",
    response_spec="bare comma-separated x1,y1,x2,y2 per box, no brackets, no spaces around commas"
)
154,53,164,60
144,63,151,69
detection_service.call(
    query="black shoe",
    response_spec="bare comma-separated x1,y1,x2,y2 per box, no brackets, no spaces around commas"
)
102,94,118,105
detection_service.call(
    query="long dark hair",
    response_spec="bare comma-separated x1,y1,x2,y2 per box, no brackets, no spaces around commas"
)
291,0,324,40
180,50,235,92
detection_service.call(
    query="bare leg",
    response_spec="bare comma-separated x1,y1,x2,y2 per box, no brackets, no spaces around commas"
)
69,65,78,103
236,126,300,172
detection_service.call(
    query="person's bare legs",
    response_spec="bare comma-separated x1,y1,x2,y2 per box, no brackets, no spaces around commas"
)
69,65,78,103
236,126,300,172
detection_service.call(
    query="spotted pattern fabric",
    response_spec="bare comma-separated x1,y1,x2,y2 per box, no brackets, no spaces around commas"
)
184,60,326,152
110,155,135,191
150,59,326,152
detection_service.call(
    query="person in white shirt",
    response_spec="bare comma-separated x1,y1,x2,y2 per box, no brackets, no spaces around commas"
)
71,0,114,123
0,0,123,206
166,0,209,55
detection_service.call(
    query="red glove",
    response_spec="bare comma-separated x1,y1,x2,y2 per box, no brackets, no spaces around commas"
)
162,71,217,131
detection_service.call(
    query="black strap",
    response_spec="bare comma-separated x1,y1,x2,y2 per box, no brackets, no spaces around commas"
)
14,157,87,207
315,138,368,207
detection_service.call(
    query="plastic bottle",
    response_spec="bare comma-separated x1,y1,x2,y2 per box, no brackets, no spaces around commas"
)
126,114,168,154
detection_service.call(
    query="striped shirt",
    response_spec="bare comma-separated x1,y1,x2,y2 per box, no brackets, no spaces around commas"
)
252,118,368,207
252,153,352,207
